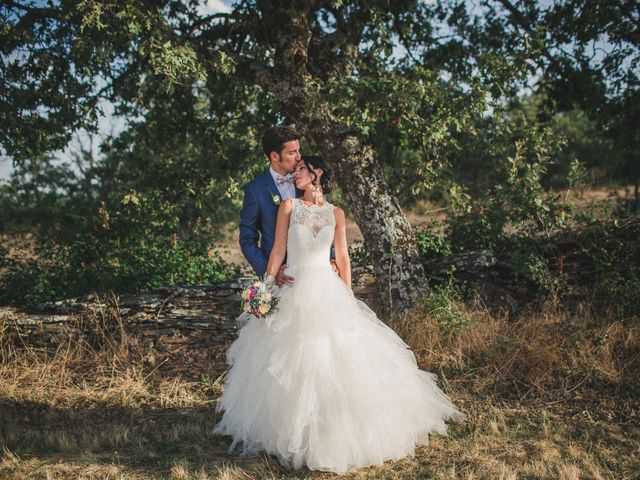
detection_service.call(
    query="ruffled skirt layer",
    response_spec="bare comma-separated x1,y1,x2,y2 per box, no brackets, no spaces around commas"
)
213,264,465,475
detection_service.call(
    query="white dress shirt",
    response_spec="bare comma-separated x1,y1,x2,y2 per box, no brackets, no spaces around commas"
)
269,166,296,201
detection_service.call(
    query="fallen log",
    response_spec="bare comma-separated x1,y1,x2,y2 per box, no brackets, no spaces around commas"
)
0,273,382,351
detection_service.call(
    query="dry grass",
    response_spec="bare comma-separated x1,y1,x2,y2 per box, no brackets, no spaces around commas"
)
1,293,638,479
387,298,639,479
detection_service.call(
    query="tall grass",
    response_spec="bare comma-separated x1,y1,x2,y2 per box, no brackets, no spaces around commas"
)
0,293,638,479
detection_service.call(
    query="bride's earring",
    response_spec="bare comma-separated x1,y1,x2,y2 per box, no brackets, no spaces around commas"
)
312,182,321,204
313,183,324,205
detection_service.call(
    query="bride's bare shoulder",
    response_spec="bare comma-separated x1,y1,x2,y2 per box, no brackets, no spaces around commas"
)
332,206,345,222
278,198,294,213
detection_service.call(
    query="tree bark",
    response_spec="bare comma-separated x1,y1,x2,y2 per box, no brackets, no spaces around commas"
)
305,126,426,313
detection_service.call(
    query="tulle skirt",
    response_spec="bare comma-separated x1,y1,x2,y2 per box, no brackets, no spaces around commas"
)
213,264,466,475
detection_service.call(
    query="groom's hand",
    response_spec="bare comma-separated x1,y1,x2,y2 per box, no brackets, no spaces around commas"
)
276,264,294,286
330,259,340,275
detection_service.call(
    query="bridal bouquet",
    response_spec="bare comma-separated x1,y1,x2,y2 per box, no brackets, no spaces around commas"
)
241,280,279,319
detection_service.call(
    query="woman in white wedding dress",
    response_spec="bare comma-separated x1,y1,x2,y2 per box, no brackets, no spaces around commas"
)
213,156,466,475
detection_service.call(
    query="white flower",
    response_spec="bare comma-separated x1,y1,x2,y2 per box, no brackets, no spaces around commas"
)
272,194,281,205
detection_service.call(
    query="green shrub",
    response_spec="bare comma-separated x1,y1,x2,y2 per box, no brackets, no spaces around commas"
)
574,217,640,317
423,273,471,335
0,191,238,307
415,228,453,260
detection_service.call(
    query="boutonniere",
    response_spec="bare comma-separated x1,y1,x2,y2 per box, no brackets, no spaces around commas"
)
271,192,281,206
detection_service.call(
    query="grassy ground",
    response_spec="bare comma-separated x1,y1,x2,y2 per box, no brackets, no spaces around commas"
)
1,187,638,478
1,294,638,479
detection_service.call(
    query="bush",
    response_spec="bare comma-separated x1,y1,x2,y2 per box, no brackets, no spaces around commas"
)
572,216,640,317
0,192,238,307
415,228,453,260
423,272,471,335
444,124,575,296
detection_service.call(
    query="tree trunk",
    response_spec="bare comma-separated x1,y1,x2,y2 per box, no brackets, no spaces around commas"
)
267,86,427,313
233,2,426,314
305,125,426,314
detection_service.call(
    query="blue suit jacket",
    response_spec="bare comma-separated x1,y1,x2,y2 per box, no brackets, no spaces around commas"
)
239,169,335,276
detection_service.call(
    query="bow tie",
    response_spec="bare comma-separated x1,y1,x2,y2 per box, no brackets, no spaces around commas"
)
275,174,294,185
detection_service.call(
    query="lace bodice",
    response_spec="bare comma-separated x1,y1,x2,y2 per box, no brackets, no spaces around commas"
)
286,198,335,267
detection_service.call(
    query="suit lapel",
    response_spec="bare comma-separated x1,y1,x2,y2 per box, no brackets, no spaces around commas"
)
262,169,277,194
261,169,281,211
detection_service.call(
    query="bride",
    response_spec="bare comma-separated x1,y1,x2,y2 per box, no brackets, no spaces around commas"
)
213,155,466,475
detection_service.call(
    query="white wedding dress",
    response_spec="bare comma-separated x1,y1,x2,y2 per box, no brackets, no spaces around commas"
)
213,198,466,475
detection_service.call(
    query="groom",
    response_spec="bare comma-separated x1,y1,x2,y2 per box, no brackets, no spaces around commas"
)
239,125,335,285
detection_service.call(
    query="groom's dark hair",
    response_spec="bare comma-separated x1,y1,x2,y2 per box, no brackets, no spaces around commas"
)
262,125,301,159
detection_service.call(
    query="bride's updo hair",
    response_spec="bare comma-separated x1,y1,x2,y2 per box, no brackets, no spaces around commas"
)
301,155,334,194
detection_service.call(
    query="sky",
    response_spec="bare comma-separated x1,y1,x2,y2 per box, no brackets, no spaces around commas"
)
0,158,11,181
0,0,233,181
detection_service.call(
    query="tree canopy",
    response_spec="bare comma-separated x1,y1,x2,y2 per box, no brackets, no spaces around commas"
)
1,0,638,311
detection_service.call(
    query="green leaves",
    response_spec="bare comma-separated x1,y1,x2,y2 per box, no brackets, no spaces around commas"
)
77,0,107,32
448,113,572,250
423,272,471,335
147,40,207,93
0,186,236,307
1,0,637,309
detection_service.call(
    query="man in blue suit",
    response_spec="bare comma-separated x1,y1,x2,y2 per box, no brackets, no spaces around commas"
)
239,125,335,285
